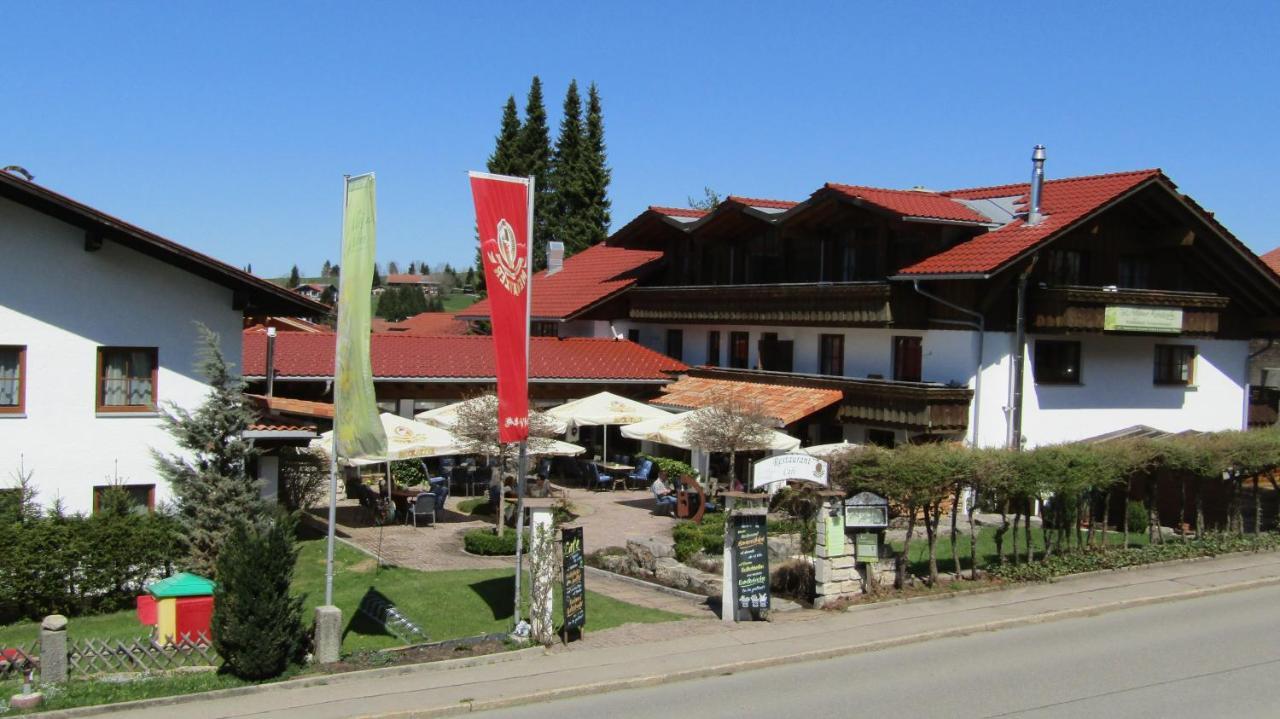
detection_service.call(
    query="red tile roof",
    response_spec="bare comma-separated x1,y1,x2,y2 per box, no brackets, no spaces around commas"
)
655,374,843,425
898,169,1162,276
1261,248,1280,276
385,273,435,285
246,416,319,434
242,332,685,381
378,312,469,335
726,196,799,210
825,183,990,224
649,206,708,219
459,243,664,320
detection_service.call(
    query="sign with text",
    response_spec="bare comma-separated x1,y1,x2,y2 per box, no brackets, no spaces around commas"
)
1103,305,1183,334
855,532,880,563
561,527,586,634
751,453,828,492
732,514,770,620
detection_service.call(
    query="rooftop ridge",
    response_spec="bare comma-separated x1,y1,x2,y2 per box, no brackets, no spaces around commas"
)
943,168,1163,198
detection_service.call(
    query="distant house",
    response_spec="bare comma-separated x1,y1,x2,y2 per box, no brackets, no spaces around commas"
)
294,282,334,302
0,171,325,513
385,273,442,296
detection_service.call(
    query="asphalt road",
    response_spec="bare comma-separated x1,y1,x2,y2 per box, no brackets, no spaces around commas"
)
479,583,1280,718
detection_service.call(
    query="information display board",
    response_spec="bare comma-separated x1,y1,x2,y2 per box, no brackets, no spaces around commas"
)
732,515,770,620
561,527,586,634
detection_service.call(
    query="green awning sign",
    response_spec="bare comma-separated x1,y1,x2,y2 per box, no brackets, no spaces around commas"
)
1104,306,1183,334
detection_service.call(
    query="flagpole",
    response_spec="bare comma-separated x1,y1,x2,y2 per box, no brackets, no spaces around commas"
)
325,175,349,608
512,172,535,632
512,440,528,629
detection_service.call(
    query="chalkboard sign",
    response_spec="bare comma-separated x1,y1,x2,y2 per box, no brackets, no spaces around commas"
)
732,514,770,620
561,527,586,635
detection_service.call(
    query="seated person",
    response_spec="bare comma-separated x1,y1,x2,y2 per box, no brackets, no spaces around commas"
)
651,472,676,499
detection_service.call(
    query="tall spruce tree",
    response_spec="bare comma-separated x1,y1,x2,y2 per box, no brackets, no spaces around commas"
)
286,265,301,289
518,76,552,271
153,325,266,578
582,82,612,249
488,96,523,175
549,80,592,257
321,259,331,277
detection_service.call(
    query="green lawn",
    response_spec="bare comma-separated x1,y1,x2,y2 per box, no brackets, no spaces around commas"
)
441,292,477,312
893,525,1152,575
0,538,677,652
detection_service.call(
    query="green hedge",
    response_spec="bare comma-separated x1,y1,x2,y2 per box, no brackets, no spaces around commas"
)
0,509,179,622
671,514,805,562
463,528,531,556
990,533,1280,582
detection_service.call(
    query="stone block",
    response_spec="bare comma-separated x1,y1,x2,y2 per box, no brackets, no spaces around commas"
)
813,559,832,583
41,615,67,632
627,537,674,571
313,605,342,664
831,555,855,570
39,617,67,684
9,693,43,710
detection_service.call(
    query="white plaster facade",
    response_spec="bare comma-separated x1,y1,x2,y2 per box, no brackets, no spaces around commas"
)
612,320,1250,449
1,195,245,513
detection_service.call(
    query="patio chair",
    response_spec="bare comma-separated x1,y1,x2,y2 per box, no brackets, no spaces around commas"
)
585,461,613,491
651,482,677,516
536,458,552,481
626,459,654,490
409,492,436,527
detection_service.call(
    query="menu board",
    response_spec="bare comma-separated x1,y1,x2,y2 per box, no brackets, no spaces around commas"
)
732,515,770,619
561,527,586,633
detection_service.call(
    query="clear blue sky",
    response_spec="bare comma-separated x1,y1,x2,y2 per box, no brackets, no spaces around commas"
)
8,2,1280,276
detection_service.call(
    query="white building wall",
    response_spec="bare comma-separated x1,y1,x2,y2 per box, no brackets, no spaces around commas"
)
0,196,243,513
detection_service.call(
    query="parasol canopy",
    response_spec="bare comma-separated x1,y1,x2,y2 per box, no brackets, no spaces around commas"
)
620,409,801,452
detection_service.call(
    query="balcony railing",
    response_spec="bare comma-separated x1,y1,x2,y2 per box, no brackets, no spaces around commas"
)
1030,286,1229,335
627,282,892,327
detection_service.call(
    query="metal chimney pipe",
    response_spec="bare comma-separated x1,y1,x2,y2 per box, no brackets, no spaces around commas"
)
1027,144,1046,226
265,326,277,397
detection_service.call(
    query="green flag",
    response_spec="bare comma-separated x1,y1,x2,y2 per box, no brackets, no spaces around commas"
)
334,173,386,461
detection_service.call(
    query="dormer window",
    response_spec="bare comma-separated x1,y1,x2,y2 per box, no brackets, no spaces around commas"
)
1119,256,1151,289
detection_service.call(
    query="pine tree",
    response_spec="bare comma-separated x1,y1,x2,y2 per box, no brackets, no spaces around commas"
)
153,325,266,578
518,76,552,271
245,263,253,274
321,259,332,277
372,263,383,288
387,260,400,275
320,285,336,305
287,265,301,289
582,82,612,249
488,96,523,175
406,261,416,275
549,80,591,257
211,511,304,680
465,267,476,289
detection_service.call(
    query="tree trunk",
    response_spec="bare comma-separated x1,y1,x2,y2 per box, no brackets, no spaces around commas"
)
1011,510,1021,565
950,483,962,578
1027,503,1036,562
1148,476,1163,545
1123,478,1131,549
1253,475,1262,535
1195,479,1205,539
1179,475,1189,544
926,501,941,586
995,497,1009,567
968,487,980,580
492,466,504,538
1080,492,1090,549
727,450,736,493
1099,489,1112,552
896,504,917,590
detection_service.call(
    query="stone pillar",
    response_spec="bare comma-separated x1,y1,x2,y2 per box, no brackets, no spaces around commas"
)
313,605,342,664
39,614,68,683
528,505,556,645
814,494,858,608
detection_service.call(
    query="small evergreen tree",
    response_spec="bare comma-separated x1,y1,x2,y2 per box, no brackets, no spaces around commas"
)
319,285,336,305
321,259,331,276
581,82,612,251
387,260,400,275
518,76,552,271
406,261,416,275
286,265,301,289
330,264,340,277
464,267,475,289
211,511,305,679
688,187,723,211
153,325,266,577
372,263,383,288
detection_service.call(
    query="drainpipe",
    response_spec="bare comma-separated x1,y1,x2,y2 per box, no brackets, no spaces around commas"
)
1008,256,1039,450
265,326,277,397
911,280,984,448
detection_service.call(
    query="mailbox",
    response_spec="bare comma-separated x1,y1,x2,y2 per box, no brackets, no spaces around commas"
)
844,491,889,530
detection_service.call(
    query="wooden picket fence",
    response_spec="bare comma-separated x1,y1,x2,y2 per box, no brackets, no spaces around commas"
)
67,632,220,676
0,642,38,679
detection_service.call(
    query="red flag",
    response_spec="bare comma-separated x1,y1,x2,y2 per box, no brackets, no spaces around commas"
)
469,172,532,443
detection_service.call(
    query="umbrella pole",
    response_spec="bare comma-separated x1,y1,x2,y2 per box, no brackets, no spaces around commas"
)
512,441,528,630
603,425,608,463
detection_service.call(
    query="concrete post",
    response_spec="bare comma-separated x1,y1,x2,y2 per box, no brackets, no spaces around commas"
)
529,506,556,645
313,605,342,664
39,614,68,684
814,495,858,608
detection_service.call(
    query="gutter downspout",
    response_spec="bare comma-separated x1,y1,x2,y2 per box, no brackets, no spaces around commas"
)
1008,256,1039,450
265,327,277,397
911,280,984,448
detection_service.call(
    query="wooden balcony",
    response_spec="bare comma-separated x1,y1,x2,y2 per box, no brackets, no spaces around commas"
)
1030,286,1229,336
627,282,892,327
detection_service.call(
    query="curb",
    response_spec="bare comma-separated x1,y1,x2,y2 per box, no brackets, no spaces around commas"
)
363,573,1280,718
584,566,710,603
30,646,546,719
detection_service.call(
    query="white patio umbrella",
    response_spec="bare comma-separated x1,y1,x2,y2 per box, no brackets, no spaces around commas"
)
801,440,861,458
545,391,673,461
620,408,802,452
310,412,463,466
415,397,568,434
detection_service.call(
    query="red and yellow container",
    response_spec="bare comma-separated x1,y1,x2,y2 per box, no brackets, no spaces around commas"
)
136,572,216,644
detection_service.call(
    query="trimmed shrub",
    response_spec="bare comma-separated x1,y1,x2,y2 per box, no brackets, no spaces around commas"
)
1126,500,1149,535
212,512,305,680
771,559,815,602
463,528,530,555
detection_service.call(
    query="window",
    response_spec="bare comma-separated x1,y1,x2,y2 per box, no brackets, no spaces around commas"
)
706,331,721,367
532,322,559,337
1046,249,1086,285
1154,345,1196,385
96,348,157,412
665,329,683,361
729,332,750,369
1034,340,1082,384
627,329,640,344
758,333,793,372
1118,256,1151,289
892,336,922,382
819,334,844,376
866,429,896,448
92,484,155,514
0,346,25,414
